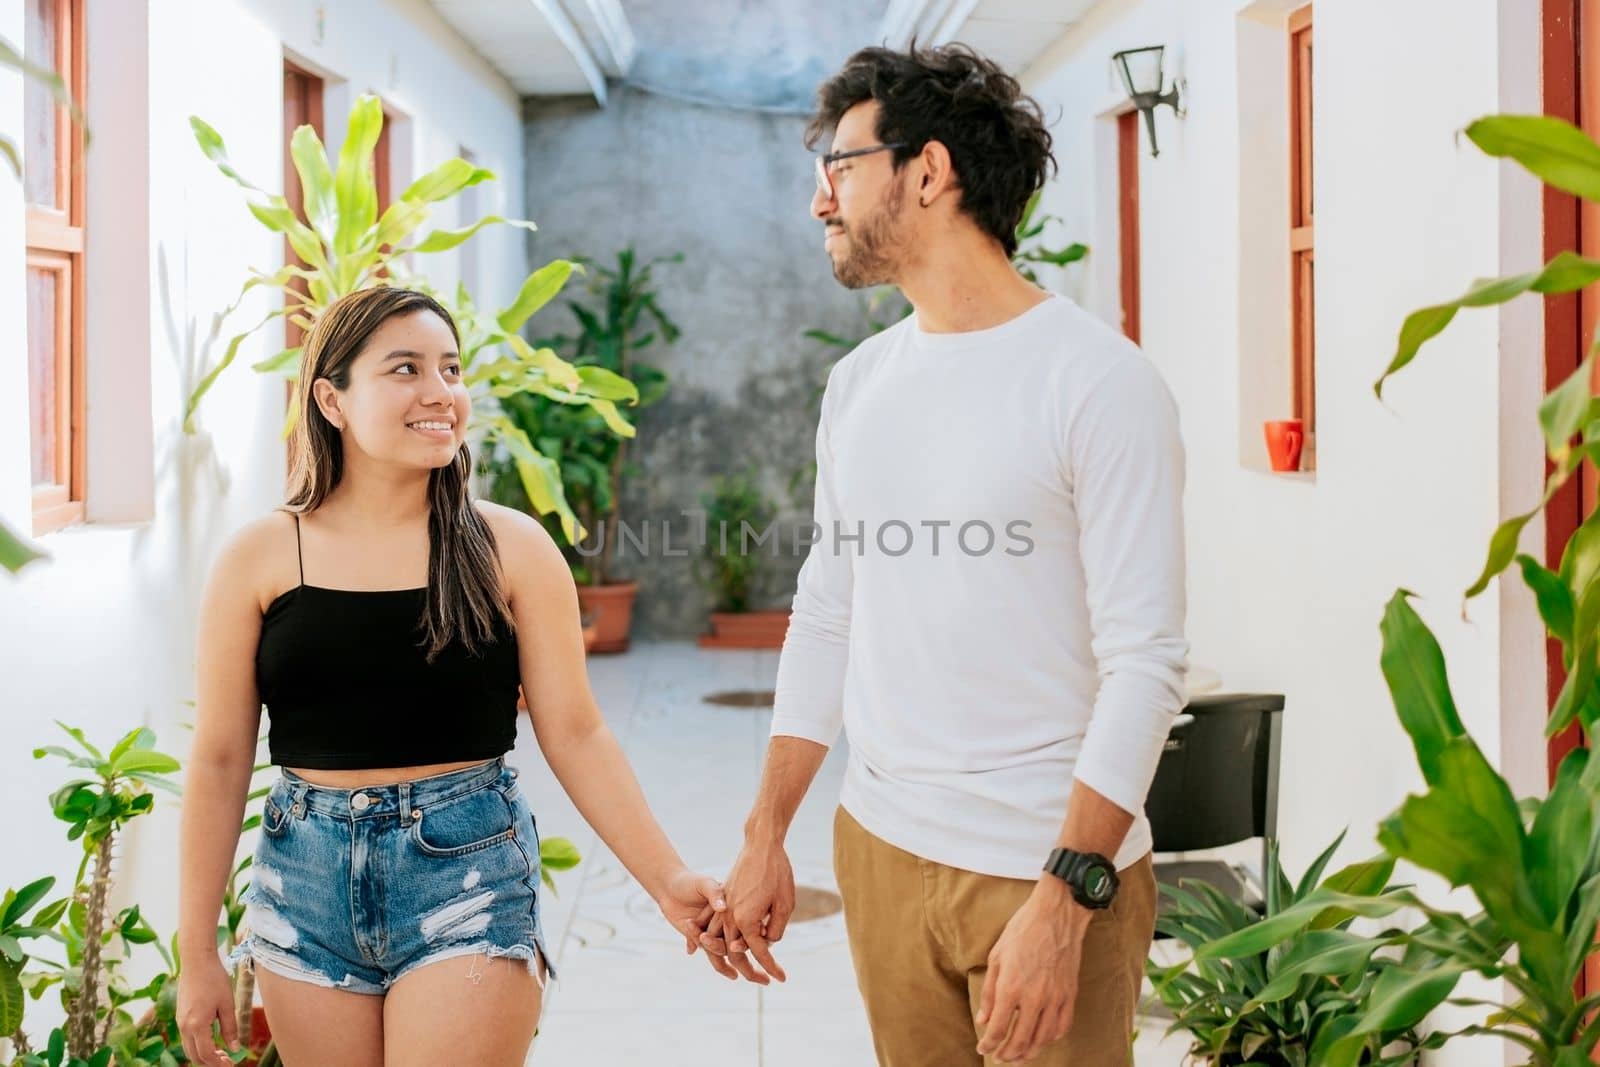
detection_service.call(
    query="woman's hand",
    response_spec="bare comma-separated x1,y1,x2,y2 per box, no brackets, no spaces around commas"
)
177,956,242,1066
655,867,728,957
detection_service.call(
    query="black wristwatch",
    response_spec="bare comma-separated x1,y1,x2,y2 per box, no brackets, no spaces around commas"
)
1043,848,1119,909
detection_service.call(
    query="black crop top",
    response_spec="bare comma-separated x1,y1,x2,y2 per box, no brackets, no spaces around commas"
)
255,516,521,769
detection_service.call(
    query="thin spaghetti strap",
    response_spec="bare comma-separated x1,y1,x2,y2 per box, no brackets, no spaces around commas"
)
293,514,304,588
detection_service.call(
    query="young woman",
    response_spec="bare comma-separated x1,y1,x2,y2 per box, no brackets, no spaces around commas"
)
176,286,730,1066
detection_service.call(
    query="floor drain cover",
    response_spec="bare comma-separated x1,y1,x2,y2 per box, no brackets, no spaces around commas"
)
702,689,776,708
790,885,843,923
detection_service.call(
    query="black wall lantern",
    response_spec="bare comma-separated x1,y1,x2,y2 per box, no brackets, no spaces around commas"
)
1112,45,1183,158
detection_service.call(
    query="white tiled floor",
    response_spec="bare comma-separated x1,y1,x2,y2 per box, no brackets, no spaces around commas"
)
509,641,1190,1066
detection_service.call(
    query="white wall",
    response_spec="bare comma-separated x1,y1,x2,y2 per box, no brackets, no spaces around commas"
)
1022,1,1541,1062
0,0,527,1019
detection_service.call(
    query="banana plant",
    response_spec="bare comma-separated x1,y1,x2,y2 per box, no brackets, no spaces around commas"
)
187,93,630,542
1199,114,1600,1067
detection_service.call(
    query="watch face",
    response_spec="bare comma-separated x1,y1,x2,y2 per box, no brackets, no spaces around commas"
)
1084,865,1114,902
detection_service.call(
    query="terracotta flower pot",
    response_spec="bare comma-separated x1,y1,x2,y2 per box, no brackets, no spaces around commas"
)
698,609,791,650
576,581,639,654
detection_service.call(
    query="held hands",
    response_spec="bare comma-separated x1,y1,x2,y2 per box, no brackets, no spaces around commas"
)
656,866,731,956
693,838,793,985
974,878,1090,1064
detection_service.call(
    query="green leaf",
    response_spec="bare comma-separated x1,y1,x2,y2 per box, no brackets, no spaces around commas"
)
1244,930,1387,1009
498,261,578,335
190,116,266,195
401,158,493,204
1542,352,1600,459
1376,251,1600,398
250,345,302,375
490,417,583,545
1517,553,1575,641
1358,963,1467,1034
1292,831,1346,903
1528,747,1592,925
372,197,433,252
1197,889,1413,959
1466,114,1600,202
2,878,54,934
112,751,180,776
1024,242,1089,267
0,955,22,1040
1378,591,1465,784
33,898,69,929
539,836,582,871
0,517,47,573
288,123,337,241
333,94,384,254
408,215,536,255
572,366,639,403
55,722,103,760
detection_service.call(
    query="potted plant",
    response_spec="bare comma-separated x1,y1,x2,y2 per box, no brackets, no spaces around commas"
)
513,247,683,653
1147,832,1434,1065
696,470,789,649
1194,113,1600,1067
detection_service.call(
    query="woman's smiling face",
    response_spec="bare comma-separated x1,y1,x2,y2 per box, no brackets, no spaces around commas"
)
315,308,470,469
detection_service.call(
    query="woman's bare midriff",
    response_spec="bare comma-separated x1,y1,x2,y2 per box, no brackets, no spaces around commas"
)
285,759,492,788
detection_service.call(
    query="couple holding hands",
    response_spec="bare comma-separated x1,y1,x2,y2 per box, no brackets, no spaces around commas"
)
177,40,1186,1067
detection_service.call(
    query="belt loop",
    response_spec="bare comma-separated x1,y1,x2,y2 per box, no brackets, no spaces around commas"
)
289,781,309,819
399,781,413,826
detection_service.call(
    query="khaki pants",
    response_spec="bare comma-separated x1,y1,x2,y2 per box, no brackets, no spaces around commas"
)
833,806,1156,1067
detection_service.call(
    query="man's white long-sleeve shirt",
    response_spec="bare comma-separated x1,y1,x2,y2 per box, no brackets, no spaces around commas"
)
771,293,1188,878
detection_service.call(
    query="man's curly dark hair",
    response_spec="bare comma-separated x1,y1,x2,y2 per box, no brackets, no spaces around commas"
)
806,43,1056,258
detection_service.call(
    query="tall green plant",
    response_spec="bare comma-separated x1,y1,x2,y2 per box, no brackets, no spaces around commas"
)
1199,114,1600,1067
491,248,681,582
11,727,185,1067
186,93,627,542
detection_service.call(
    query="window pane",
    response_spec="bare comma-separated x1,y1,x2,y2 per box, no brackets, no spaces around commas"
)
23,0,61,209
27,266,60,487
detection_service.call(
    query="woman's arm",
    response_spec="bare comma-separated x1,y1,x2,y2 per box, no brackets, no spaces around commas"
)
178,520,271,961
484,503,712,909
176,516,277,1062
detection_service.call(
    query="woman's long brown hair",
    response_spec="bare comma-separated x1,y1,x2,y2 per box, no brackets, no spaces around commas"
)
285,286,513,660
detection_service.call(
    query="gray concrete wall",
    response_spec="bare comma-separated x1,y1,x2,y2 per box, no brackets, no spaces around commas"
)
522,86,870,638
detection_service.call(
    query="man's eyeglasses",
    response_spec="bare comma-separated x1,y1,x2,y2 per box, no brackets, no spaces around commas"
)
814,142,908,200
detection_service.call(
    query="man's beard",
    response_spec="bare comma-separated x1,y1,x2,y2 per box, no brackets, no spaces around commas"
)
830,180,905,290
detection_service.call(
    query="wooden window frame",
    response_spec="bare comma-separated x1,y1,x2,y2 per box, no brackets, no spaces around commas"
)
25,0,87,535
1289,5,1315,469
1117,110,1141,345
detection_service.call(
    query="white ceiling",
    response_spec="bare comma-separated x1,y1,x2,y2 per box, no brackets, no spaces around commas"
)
429,0,634,101
428,0,1097,106
880,0,1101,80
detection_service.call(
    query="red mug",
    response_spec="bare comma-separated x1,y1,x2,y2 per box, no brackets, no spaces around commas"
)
1264,419,1304,472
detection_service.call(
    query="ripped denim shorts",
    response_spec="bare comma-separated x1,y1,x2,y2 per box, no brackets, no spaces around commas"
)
228,757,555,995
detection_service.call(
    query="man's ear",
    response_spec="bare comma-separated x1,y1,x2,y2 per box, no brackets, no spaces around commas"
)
917,140,957,207
311,378,345,430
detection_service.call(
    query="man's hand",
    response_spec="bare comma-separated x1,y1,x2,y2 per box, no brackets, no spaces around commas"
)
974,877,1091,1064
697,837,794,985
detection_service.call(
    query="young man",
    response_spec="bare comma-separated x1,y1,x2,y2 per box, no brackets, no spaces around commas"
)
703,44,1188,1066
